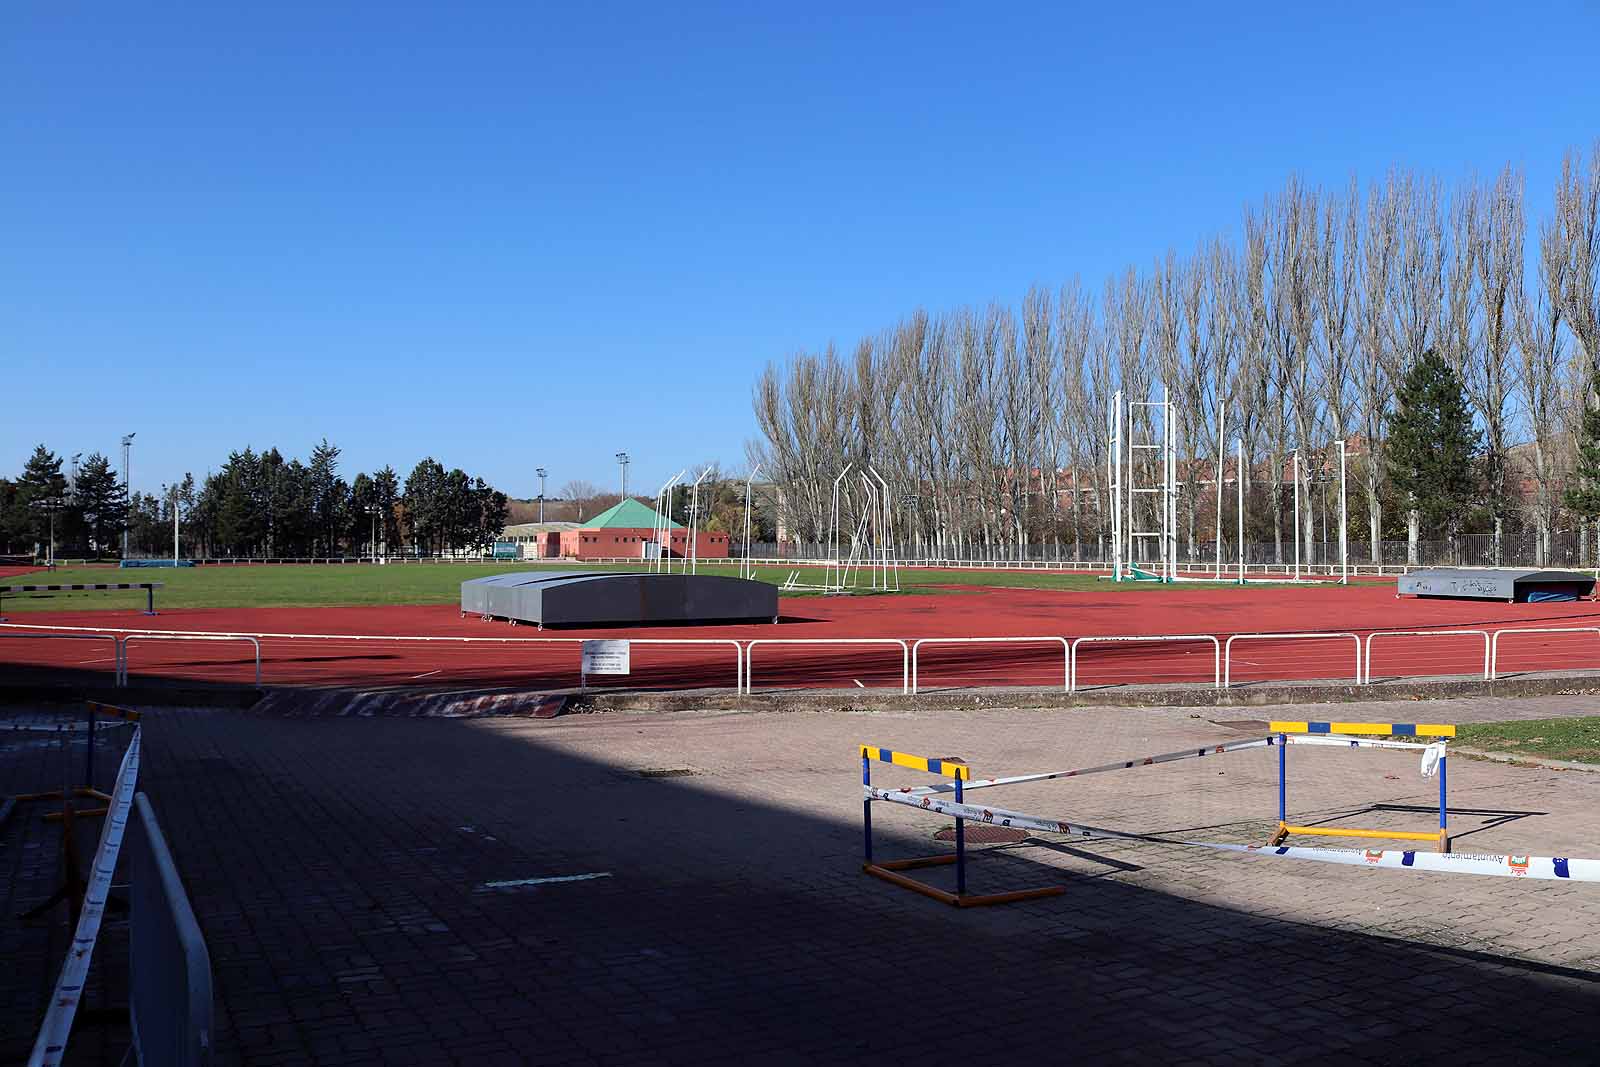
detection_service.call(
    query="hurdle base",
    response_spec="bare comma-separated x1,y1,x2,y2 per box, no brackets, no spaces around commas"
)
863,858,1067,908
1272,821,1450,853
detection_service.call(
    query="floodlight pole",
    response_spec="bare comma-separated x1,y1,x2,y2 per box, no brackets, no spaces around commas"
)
536,467,547,524
121,432,136,560
30,496,66,565
615,452,630,500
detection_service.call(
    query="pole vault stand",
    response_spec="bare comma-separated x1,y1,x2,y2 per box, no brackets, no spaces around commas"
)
1267,720,1454,854
860,745,1066,907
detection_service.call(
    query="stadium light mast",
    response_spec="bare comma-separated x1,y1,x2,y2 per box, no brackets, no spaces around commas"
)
536,467,547,523
30,496,66,565
615,452,630,500
121,433,136,559
363,504,382,561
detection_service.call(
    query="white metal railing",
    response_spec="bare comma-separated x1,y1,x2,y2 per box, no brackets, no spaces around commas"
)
7,620,1600,696
911,637,1068,694
1224,632,1362,688
0,631,121,684
624,639,745,692
121,633,262,687
1071,634,1221,692
1364,630,1491,684
1489,627,1600,680
744,638,909,695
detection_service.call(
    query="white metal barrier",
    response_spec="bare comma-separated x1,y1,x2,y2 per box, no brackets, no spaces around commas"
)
1364,630,1491,684
0,631,122,685
1224,632,1361,688
910,637,1068,694
1489,627,1600,680
121,634,262,687
744,639,909,695
129,793,214,1067
625,639,745,692
1071,634,1221,692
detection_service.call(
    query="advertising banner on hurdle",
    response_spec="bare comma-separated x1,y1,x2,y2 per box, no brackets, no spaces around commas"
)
865,785,1600,882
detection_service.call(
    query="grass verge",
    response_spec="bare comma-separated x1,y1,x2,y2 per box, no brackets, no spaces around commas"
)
1455,717,1600,765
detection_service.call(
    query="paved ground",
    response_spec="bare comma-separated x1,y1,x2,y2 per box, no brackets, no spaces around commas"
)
6,692,1600,1064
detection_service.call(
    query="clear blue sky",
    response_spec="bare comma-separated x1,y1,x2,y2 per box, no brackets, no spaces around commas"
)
4,4,1596,498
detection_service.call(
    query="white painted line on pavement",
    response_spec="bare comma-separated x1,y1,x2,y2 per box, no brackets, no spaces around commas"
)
481,872,612,889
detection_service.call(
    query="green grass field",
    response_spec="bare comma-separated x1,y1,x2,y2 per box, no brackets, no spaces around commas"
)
1455,717,1600,765
0,560,1284,613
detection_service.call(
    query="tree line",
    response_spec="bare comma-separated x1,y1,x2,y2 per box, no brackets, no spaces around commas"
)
0,439,510,559
752,144,1600,566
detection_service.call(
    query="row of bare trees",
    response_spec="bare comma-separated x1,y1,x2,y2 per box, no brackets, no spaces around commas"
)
752,145,1600,567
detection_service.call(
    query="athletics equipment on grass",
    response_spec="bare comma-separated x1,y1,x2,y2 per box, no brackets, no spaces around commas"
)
859,733,1600,893
0,582,162,621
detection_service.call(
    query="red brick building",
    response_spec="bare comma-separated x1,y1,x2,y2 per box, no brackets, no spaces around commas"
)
555,499,729,561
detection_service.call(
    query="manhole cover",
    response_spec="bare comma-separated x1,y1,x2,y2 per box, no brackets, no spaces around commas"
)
636,768,695,779
934,825,1027,845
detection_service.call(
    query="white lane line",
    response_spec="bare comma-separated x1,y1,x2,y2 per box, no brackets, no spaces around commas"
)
481,872,612,889
411,669,442,679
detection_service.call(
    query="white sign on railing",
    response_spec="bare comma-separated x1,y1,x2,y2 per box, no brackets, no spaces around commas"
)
581,640,631,676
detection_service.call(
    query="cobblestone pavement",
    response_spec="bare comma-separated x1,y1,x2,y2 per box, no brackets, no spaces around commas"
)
8,693,1600,1065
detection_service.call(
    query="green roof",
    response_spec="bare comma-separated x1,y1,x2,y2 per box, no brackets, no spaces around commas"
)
582,498,681,529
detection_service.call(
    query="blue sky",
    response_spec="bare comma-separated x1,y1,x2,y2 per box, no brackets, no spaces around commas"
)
4,4,1597,498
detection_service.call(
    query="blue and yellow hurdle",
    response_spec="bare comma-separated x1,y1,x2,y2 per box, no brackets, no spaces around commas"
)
1268,721,1456,853
860,745,1065,907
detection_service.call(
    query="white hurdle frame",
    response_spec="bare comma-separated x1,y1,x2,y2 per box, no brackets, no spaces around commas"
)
1363,630,1490,684
121,634,262,687
910,637,1068,694
1070,634,1221,692
1489,627,1600,680
744,638,909,695
1223,632,1361,688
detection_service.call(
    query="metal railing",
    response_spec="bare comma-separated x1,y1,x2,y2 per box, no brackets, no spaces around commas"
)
0,631,121,680
1363,630,1491,684
121,634,262,687
1223,632,1362,688
910,637,1069,694
128,793,214,1066
744,639,910,695
1489,627,1600,680
1070,634,1221,692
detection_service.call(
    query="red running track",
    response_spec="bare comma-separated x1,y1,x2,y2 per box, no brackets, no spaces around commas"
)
3,582,1600,693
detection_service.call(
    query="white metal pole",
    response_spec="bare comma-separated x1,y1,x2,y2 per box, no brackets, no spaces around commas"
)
1237,437,1245,584
743,464,761,580
1338,441,1349,584
1215,404,1225,579
173,492,179,563
831,465,852,590
687,467,710,575
1293,450,1301,581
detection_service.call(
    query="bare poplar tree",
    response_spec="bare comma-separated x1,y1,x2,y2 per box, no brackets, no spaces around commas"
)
1553,142,1600,371
1467,166,1523,563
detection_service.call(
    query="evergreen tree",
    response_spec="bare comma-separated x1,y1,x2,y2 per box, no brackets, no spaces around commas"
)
1386,350,1482,542
72,452,128,556
1563,369,1600,558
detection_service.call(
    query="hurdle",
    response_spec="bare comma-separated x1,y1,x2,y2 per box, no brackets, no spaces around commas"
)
859,744,1066,907
1268,720,1456,853
0,581,162,621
